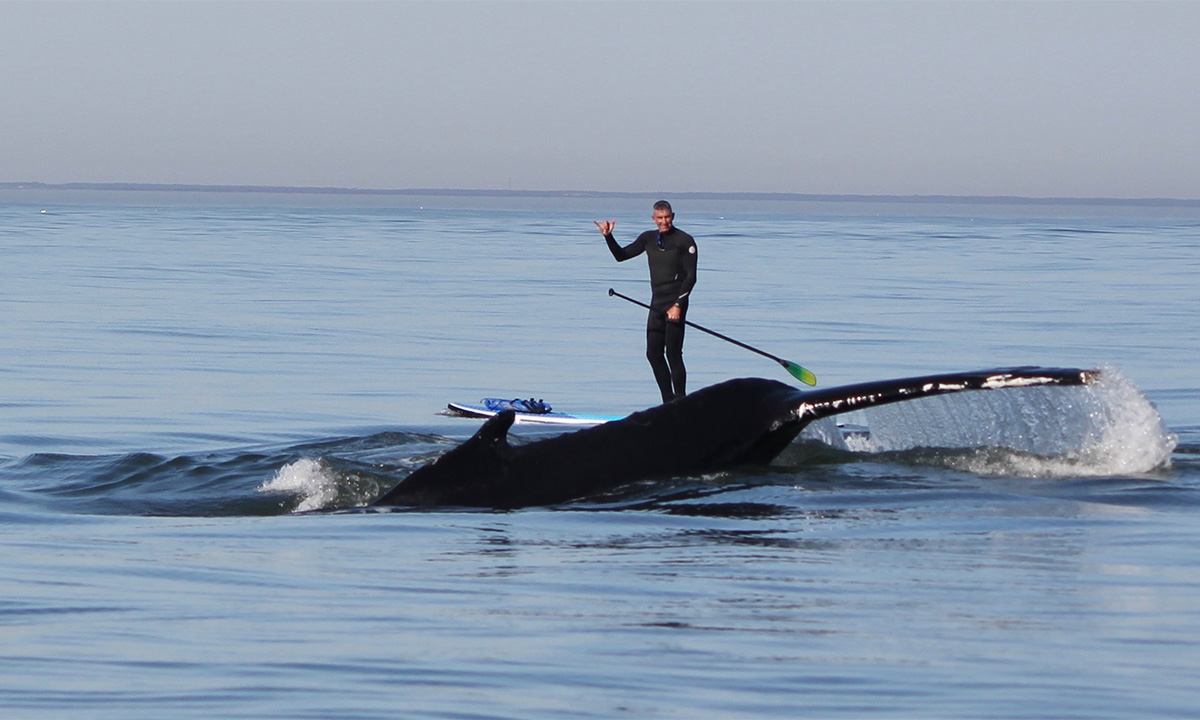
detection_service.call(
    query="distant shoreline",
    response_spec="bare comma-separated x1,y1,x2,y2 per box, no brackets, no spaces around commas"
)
2,181,1198,207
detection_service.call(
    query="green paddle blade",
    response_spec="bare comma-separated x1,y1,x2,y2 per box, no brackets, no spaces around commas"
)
784,361,817,386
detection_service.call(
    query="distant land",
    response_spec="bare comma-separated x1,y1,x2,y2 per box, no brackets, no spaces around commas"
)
2,181,1198,207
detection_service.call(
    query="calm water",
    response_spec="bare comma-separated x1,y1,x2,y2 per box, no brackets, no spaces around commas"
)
2,190,1199,718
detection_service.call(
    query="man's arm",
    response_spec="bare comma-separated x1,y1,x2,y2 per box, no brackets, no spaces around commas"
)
594,219,643,262
667,237,698,322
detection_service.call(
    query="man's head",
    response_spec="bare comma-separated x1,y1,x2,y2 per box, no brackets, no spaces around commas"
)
652,200,674,234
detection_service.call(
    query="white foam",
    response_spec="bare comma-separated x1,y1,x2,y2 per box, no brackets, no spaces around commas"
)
800,416,851,450
837,369,1176,478
258,457,341,512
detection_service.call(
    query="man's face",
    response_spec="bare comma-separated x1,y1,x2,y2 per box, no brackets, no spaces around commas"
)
653,209,675,234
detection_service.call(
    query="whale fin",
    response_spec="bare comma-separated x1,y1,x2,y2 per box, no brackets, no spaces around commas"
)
795,366,1095,423
476,409,515,445
371,410,516,507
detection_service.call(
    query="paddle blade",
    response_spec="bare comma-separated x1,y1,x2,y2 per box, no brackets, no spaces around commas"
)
784,361,817,386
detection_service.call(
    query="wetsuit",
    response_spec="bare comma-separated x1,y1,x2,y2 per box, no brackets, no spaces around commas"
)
605,227,698,402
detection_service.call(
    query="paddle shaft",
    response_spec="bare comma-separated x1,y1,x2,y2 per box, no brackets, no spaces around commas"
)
608,288,795,371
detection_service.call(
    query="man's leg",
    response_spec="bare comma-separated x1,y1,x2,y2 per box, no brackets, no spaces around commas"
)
664,318,687,399
646,312,674,403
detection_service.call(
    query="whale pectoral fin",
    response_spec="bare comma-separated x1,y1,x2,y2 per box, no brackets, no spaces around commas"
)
794,366,1095,423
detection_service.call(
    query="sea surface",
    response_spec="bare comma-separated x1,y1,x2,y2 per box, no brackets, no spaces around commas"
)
2,189,1199,718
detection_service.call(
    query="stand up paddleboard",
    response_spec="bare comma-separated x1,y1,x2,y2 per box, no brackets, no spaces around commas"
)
445,397,621,427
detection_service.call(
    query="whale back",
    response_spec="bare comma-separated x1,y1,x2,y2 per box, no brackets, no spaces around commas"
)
375,377,806,508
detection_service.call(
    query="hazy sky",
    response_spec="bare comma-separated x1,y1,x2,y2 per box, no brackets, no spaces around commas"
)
3,1,1198,198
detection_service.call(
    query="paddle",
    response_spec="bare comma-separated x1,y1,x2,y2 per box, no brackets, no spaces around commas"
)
608,288,817,386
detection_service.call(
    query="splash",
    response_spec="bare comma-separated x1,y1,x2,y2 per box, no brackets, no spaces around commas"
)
257,457,342,512
838,369,1176,477
257,452,412,512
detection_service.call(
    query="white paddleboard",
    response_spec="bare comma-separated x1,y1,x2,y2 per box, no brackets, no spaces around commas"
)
445,399,621,427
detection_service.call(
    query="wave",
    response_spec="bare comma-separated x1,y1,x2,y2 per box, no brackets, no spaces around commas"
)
0,431,442,517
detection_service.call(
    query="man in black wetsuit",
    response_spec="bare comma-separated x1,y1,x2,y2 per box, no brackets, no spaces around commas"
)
595,200,698,403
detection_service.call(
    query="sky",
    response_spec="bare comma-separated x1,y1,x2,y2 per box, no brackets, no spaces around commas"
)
3,1,1198,199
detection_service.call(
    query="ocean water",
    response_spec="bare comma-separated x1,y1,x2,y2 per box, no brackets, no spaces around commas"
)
1,189,1199,718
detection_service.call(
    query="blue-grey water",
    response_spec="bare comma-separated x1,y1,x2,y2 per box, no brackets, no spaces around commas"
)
2,190,1199,718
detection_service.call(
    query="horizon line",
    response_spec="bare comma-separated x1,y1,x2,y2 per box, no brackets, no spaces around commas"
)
3,181,1198,207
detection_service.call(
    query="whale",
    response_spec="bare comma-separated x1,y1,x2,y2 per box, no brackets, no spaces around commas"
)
372,367,1095,509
